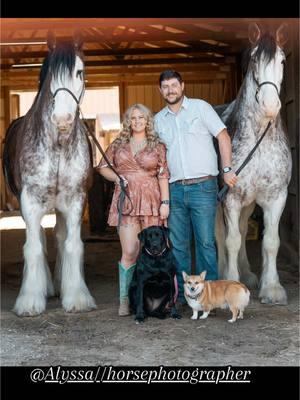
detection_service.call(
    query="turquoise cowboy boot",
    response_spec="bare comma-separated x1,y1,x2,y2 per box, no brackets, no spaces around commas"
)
118,262,136,316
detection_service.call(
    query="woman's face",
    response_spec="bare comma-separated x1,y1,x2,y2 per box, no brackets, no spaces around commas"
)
130,108,147,134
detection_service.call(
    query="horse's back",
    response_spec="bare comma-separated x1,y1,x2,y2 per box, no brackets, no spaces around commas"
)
3,116,24,197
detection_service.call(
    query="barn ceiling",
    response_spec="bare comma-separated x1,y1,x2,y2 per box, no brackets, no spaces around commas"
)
0,18,297,88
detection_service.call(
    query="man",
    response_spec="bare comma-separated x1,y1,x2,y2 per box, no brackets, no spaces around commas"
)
154,70,237,305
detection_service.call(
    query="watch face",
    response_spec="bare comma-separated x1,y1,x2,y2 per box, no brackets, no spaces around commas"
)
223,167,231,173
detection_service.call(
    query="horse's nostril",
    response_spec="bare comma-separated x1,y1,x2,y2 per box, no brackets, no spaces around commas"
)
66,113,73,123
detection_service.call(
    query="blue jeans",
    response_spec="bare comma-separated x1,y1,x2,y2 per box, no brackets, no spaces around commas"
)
169,178,218,303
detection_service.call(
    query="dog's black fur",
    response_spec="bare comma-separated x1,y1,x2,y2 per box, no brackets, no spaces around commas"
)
129,225,181,323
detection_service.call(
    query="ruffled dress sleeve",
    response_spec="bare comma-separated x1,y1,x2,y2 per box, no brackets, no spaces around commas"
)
157,143,170,179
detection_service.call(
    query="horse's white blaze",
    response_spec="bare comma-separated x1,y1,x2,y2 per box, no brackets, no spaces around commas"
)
255,48,285,118
50,56,84,129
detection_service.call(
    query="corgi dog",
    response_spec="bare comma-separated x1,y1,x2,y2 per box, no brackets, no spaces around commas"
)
183,271,250,323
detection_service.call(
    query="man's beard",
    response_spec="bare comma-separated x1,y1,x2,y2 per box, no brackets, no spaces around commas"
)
165,93,184,105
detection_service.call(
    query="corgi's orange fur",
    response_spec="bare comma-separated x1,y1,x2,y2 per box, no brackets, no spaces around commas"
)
183,271,250,323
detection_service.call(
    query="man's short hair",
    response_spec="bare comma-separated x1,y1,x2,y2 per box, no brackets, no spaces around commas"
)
159,70,183,86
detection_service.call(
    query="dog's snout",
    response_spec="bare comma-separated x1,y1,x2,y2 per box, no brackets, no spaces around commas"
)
190,287,195,292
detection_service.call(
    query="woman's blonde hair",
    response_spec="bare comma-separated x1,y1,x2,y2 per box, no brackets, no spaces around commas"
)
113,103,161,149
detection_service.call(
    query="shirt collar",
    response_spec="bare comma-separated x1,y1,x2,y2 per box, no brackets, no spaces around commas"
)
163,96,189,116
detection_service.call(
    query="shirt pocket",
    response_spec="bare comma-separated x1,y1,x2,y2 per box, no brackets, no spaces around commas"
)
186,116,200,134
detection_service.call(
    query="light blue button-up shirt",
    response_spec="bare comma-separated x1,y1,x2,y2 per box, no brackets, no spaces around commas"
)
154,96,226,183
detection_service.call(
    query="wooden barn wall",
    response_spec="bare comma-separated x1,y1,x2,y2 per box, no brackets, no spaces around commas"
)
0,87,6,210
124,80,225,115
280,23,299,261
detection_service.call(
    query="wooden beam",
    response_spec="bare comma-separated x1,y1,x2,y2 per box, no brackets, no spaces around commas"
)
0,31,240,44
2,55,236,70
0,18,261,31
1,45,237,59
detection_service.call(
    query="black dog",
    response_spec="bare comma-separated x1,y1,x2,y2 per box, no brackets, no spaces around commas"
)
129,225,181,323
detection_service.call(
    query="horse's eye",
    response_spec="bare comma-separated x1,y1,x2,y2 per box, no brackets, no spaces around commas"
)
76,70,83,79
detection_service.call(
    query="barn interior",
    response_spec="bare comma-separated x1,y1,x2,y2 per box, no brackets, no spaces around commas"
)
0,18,299,366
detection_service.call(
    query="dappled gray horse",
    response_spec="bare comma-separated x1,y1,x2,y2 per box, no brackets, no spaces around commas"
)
216,23,292,304
3,32,96,316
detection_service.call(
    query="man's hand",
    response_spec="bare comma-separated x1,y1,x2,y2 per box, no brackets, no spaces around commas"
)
223,171,238,188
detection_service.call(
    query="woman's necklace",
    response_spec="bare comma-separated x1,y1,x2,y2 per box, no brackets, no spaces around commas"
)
130,137,147,156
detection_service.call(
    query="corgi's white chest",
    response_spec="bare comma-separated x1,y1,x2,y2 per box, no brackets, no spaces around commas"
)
187,298,203,311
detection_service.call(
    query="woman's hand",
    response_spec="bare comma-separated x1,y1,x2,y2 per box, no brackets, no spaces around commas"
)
159,204,169,220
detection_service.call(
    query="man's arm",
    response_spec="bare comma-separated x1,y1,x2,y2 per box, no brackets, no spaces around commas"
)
216,128,238,188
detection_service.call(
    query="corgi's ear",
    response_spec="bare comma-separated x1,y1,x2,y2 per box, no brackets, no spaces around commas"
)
182,271,189,282
200,271,207,280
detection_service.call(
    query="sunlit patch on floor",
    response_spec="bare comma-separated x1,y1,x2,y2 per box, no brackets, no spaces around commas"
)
0,213,56,230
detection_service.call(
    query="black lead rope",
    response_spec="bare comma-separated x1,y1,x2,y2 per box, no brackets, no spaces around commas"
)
217,120,272,202
79,113,133,231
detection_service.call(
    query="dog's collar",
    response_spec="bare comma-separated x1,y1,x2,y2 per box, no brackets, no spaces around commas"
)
144,247,167,257
186,292,200,300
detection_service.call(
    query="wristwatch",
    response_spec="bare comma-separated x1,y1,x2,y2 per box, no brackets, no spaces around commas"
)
161,200,170,205
222,166,232,173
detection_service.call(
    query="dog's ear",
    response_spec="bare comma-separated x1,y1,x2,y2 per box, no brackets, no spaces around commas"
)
138,229,146,245
200,271,207,281
182,271,189,282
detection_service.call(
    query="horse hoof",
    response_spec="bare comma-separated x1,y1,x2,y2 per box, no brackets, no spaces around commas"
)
62,292,97,313
13,295,46,317
259,285,287,305
260,297,288,305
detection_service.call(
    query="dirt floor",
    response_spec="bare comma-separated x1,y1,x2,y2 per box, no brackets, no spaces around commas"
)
1,218,299,367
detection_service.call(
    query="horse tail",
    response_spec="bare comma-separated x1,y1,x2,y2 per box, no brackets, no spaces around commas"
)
2,116,24,198
215,203,227,279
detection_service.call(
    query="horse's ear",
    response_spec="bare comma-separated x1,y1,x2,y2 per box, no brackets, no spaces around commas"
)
248,23,261,45
276,23,289,48
47,31,56,51
73,30,84,51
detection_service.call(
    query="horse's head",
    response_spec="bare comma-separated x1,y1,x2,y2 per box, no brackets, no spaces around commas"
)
47,31,85,133
248,23,288,120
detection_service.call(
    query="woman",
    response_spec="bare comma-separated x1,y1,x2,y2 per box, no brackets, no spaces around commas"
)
97,104,170,316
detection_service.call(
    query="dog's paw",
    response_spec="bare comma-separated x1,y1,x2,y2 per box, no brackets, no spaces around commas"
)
191,315,198,320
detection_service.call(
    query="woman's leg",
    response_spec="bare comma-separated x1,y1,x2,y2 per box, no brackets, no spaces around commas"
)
117,219,141,316
119,220,141,267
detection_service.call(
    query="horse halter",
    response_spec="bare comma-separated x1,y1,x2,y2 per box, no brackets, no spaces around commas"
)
52,86,85,108
252,71,280,104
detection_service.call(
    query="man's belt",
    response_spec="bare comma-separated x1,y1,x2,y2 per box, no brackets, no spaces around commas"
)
175,176,214,185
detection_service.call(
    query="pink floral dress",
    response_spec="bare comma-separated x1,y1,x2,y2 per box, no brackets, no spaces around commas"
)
99,142,170,227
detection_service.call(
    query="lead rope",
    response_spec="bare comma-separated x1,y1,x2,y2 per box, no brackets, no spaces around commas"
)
217,120,272,202
78,108,133,231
